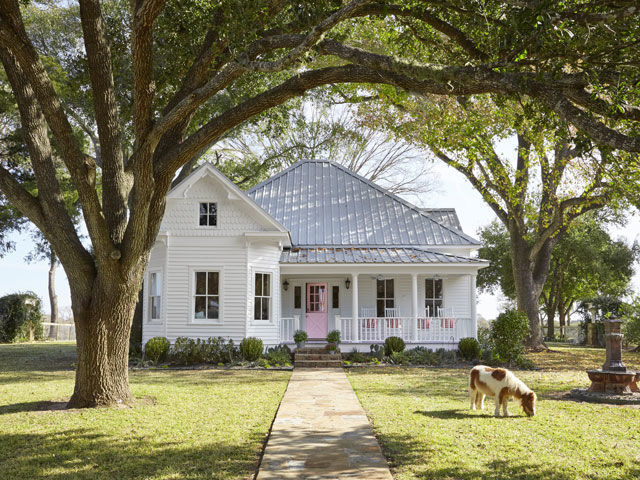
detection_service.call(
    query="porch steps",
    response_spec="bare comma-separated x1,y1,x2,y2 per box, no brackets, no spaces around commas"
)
294,347,343,368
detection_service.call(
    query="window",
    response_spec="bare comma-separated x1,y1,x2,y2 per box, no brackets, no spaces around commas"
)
332,285,340,309
149,272,161,321
254,273,271,320
376,279,394,317
199,202,217,226
194,271,219,320
425,278,443,316
294,286,301,309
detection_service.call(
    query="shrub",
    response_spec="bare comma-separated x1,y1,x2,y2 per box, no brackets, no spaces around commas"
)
405,347,438,365
240,337,263,362
347,348,366,363
265,345,292,366
0,292,43,343
327,330,341,344
171,337,201,365
435,348,457,364
490,309,529,364
458,337,482,361
293,330,308,344
391,351,409,365
370,344,385,360
145,337,170,363
384,336,405,356
477,326,492,350
622,298,640,348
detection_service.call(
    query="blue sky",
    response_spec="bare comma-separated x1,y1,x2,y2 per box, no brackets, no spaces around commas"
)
1,158,637,320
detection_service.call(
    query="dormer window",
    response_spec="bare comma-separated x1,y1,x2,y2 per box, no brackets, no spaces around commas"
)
199,202,217,226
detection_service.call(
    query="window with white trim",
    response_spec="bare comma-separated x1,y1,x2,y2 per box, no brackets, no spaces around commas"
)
425,278,443,316
149,272,161,321
376,279,394,317
254,273,271,320
194,271,220,320
199,202,217,226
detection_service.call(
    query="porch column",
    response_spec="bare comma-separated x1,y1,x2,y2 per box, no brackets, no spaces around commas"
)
411,273,418,342
351,273,359,342
471,274,477,339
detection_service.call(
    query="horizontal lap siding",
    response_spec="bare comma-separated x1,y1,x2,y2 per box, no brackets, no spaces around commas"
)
142,243,166,344
441,275,471,317
247,244,282,346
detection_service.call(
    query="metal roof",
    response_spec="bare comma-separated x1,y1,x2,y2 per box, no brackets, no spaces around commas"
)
247,160,479,247
420,208,462,231
280,247,484,264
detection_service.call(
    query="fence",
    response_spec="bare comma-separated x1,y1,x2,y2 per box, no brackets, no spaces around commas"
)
42,322,76,341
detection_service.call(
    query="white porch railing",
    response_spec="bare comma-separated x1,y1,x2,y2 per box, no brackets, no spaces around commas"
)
279,315,300,343
338,316,473,344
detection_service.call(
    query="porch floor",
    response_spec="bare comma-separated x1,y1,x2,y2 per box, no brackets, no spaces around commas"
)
256,368,393,479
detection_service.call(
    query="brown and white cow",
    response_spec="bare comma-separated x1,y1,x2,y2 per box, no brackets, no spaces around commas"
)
469,365,536,417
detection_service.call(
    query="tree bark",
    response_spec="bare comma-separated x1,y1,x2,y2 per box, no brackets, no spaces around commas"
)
48,247,58,340
67,276,141,408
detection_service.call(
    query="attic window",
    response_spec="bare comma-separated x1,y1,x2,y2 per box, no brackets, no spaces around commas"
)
199,202,217,226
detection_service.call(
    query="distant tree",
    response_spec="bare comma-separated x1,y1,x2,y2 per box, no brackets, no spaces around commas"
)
477,216,639,339
622,297,640,351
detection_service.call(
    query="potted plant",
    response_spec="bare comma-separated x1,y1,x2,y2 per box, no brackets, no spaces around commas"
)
326,330,341,355
293,330,308,349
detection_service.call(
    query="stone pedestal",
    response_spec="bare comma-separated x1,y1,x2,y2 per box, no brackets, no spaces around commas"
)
586,316,639,395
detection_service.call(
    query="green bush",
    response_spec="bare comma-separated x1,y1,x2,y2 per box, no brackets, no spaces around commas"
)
293,330,308,344
405,347,438,365
435,348,457,364
384,336,405,356
477,326,492,350
265,345,292,366
145,337,170,363
0,292,43,343
490,309,529,364
391,351,409,365
240,337,263,362
622,298,640,347
168,336,238,365
370,344,385,360
458,337,482,361
327,329,341,344
347,348,366,363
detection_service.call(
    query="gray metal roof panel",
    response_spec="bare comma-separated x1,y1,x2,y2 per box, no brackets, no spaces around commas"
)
247,160,480,247
420,208,463,231
280,247,484,264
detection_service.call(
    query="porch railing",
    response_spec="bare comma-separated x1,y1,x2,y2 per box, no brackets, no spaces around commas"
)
279,315,300,343
337,316,473,344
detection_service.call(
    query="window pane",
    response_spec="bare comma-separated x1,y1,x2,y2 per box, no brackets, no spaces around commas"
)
263,273,270,295
332,286,339,309
376,300,384,317
151,296,160,319
195,272,206,295
254,298,261,320
434,299,443,312
376,279,384,297
425,279,433,298
254,273,261,296
386,299,394,310
200,203,207,215
294,286,301,309
150,273,157,295
386,279,394,298
207,296,219,319
199,214,208,226
262,297,269,320
209,203,217,215
208,272,218,295
194,296,206,318
434,279,443,298
209,214,216,226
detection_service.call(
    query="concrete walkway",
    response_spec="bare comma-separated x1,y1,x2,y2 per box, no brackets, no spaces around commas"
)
257,368,393,480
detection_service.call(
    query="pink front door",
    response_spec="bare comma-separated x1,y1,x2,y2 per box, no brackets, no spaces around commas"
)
306,283,328,339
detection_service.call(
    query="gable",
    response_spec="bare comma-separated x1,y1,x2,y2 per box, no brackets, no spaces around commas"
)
247,160,480,247
162,164,290,238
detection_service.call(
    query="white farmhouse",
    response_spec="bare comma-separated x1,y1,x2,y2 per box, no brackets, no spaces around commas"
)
142,160,488,350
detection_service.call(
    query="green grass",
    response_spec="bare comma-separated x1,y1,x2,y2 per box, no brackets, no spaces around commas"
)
348,345,640,480
0,342,290,479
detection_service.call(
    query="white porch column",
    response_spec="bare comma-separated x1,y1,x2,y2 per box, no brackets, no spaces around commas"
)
471,274,477,339
411,273,418,342
351,273,359,342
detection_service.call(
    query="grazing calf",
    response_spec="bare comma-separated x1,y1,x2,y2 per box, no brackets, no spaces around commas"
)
469,365,536,417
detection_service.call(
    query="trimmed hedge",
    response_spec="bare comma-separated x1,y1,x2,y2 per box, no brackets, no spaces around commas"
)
240,337,263,362
0,292,43,343
145,336,170,363
458,337,482,361
384,336,405,356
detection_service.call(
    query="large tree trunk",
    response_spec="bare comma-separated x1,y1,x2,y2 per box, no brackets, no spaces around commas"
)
48,248,58,340
67,277,141,408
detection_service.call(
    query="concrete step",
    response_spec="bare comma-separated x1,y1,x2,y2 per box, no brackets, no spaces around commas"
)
295,353,342,361
296,346,334,354
294,359,344,368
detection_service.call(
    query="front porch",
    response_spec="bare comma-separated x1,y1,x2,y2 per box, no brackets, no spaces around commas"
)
276,267,479,348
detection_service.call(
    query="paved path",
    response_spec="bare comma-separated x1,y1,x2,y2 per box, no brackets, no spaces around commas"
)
257,368,393,480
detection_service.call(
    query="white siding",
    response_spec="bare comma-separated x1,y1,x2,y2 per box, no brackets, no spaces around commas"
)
441,275,472,317
142,242,166,344
143,173,282,345
246,243,282,346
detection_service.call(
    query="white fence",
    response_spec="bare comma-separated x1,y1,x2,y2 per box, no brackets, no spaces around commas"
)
279,315,300,343
339,316,473,344
42,322,76,341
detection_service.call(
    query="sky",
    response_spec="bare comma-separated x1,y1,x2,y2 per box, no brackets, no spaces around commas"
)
1,157,638,320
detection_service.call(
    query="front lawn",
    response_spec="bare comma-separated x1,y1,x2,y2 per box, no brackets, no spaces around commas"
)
348,345,640,480
0,342,290,479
